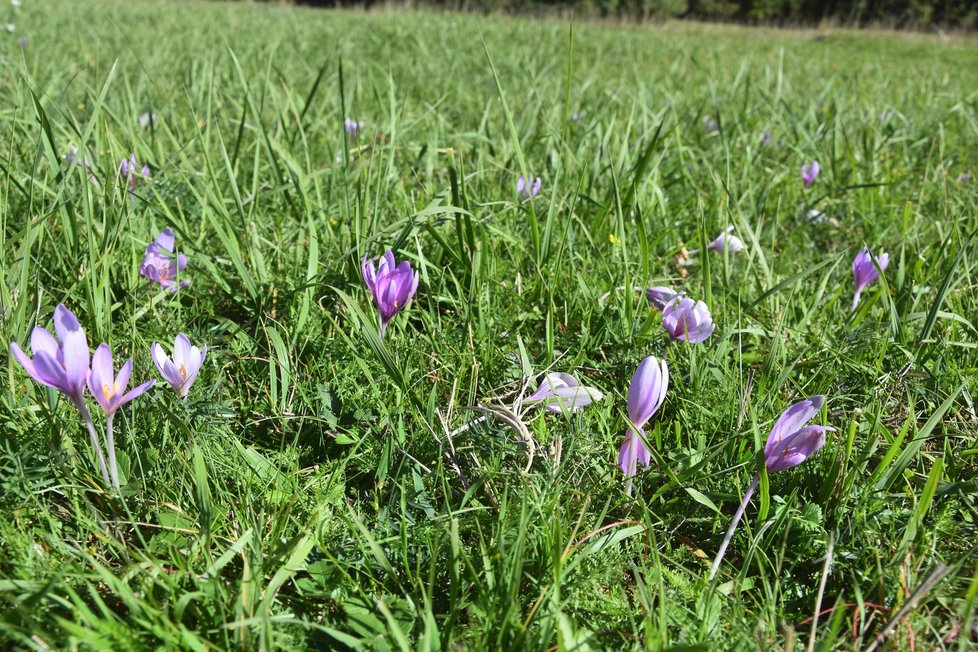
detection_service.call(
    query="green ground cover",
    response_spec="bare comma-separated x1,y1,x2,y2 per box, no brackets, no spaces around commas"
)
1,0,977,649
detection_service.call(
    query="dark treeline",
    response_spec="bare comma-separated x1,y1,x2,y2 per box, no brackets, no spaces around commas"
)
288,0,978,29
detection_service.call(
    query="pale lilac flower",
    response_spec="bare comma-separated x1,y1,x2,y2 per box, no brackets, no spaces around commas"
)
709,395,832,580
17,36,27,47
120,153,150,191
707,226,746,254
801,161,820,188
851,247,889,310
138,111,158,129
618,356,668,485
763,395,834,472
516,176,542,199
9,304,110,483
571,111,585,122
361,249,419,337
140,228,190,292
9,304,89,407
344,117,364,140
760,131,772,146
957,172,971,184
662,296,715,343
646,286,677,311
523,372,602,413
87,343,155,488
151,334,207,398
704,116,719,133
65,145,94,172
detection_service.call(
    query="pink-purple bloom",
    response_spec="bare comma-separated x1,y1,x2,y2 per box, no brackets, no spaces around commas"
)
138,111,158,129
9,304,90,407
763,395,834,473
957,172,971,184
618,356,668,484
516,176,541,199
646,286,678,311
662,296,715,343
801,160,820,188
523,372,602,413
851,247,889,310
361,249,419,337
709,395,832,580
87,344,155,418
140,228,189,292
707,226,745,254
760,130,772,146
345,117,364,140
86,343,155,488
151,334,207,398
120,153,150,191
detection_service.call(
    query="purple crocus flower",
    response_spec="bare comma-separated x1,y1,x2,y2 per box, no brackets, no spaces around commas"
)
957,172,971,184
703,116,719,133
516,176,542,199
646,286,677,311
344,117,364,140
708,396,833,580
151,334,207,398
801,160,820,188
618,356,668,488
851,247,889,310
9,304,110,483
707,226,746,255
87,344,155,488
140,228,190,292
662,295,715,343
9,304,89,407
361,249,419,337
523,372,603,413
760,131,772,146
17,36,28,48
120,153,150,191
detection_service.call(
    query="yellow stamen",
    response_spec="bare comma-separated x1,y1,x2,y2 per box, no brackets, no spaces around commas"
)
178,364,188,380
102,382,120,401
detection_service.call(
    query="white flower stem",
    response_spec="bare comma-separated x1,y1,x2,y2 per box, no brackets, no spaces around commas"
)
105,413,120,489
709,473,760,581
77,401,110,486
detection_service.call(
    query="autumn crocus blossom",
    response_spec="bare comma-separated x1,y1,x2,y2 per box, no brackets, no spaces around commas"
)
151,334,207,398
662,296,715,343
361,249,419,337
707,226,746,255
9,304,110,483
516,176,541,199
120,153,150,191
87,344,155,488
646,286,677,311
801,160,820,188
140,228,189,292
523,372,603,414
618,356,668,490
708,396,833,580
851,247,889,310
344,117,364,139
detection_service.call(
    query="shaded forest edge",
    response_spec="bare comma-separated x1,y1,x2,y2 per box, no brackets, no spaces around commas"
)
270,0,978,31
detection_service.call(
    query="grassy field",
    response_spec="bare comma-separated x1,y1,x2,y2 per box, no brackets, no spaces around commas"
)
1,0,977,649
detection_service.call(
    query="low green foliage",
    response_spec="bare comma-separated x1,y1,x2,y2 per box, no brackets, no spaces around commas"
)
1,1,977,649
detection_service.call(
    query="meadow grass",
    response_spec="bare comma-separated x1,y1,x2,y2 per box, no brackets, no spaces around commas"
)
1,0,977,649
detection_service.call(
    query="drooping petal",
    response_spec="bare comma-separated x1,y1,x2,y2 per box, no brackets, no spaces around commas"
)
116,378,155,407
545,385,603,413
765,425,833,473
646,286,677,311
764,395,825,458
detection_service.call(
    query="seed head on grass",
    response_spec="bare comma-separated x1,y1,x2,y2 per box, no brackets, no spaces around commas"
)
523,372,602,414
140,228,190,292
618,356,667,489
662,295,715,343
851,247,889,310
361,249,419,338
151,334,207,398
